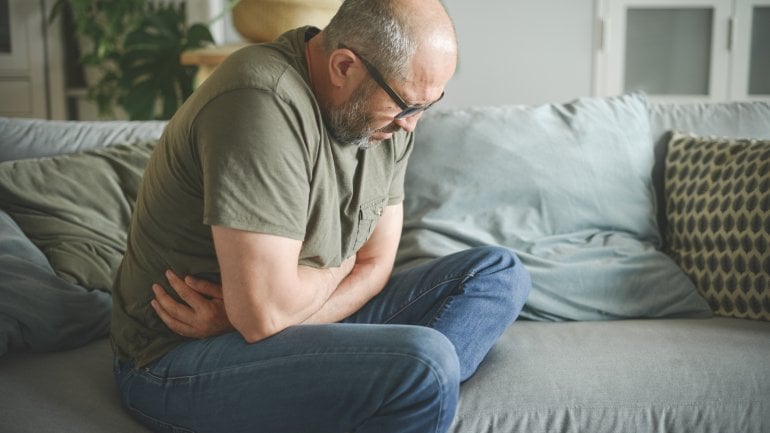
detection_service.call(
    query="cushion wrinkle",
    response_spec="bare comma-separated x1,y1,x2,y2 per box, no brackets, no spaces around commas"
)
0,141,156,291
397,93,711,321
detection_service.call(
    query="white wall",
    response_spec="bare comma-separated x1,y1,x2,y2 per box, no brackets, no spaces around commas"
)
216,0,599,109
441,0,597,108
188,0,242,45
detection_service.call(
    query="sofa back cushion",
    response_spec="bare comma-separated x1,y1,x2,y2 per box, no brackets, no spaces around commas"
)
396,93,712,321
0,117,166,162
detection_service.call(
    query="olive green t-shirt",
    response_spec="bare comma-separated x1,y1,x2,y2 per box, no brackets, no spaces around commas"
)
111,27,414,367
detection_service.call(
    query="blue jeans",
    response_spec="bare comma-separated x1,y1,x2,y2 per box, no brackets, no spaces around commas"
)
113,246,531,433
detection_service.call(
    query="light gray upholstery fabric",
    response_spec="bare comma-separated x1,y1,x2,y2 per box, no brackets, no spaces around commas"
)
0,117,166,162
0,338,148,433
396,94,711,321
649,101,770,143
1,319,767,433
452,318,770,433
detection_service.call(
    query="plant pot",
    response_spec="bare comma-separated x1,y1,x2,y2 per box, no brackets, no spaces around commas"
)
232,0,342,42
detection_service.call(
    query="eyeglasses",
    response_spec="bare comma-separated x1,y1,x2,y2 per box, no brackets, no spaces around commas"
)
338,43,444,120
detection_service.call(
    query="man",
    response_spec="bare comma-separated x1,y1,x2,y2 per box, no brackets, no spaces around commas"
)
111,0,531,432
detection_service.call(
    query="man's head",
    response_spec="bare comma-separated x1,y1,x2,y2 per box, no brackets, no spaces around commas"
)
311,0,457,148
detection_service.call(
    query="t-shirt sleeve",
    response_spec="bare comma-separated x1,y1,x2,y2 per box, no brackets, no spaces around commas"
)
387,131,415,205
195,88,313,240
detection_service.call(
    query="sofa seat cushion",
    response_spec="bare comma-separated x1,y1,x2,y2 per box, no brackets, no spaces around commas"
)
1,319,767,433
453,318,770,433
0,338,149,433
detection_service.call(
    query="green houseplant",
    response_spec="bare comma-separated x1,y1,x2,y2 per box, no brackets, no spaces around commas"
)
50,0,216,120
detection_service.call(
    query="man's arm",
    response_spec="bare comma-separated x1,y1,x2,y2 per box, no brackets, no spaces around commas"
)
151,203,403,338
301,203,403,324
211,226,356,342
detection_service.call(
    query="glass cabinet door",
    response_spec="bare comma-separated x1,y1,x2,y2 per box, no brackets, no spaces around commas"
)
597,0,732,102
731,0,770,100
624,8,714,96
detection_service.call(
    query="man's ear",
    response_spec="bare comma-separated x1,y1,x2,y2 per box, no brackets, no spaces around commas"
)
328,48,360,88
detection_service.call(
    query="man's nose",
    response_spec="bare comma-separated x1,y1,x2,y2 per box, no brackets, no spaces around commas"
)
393,112,423,133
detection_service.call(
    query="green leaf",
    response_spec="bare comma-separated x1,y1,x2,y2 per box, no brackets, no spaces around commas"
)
186,23,215,49
50,0,217,120
119,81,157,120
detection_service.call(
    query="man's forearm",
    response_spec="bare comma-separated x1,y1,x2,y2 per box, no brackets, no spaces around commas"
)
301,203,403,324
232,254,357,341
150,256,356,341
212,225,360,343
301,256,392,324
167,209,403,342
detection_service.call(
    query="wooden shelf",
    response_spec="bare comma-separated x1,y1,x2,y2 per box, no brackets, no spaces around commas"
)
181,42,251,85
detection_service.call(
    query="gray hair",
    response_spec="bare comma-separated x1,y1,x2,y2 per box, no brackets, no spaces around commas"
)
322,0,417,81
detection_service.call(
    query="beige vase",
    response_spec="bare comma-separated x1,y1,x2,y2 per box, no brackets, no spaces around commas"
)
232,0,342,42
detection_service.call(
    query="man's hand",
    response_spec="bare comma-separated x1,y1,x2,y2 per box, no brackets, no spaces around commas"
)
151,270,233,339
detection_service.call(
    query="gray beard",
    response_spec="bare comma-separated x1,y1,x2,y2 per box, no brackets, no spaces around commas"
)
325,81,378,149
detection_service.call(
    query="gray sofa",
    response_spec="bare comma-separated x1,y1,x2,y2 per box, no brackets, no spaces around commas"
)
1,93,768,433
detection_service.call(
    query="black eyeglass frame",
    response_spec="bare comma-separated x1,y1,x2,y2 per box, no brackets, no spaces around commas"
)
338,43,444,120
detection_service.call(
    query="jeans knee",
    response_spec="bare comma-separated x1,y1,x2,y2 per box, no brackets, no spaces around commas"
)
393,327,460,396
403,326,459,377
465,246,531,310
358,327,460,433
382,327,460,429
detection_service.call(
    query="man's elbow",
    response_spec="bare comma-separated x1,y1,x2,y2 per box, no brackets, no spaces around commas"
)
239,330,271,344
231,314,284,344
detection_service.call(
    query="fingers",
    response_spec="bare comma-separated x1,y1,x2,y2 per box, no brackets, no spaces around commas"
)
150,270,233,340
167,269,224,300
151,282,190,315
153,272,205,331
150,287,200,338
165,270,199,303
185,275,224,300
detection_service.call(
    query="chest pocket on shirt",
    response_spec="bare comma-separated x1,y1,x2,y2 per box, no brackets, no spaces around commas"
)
353,197,388,251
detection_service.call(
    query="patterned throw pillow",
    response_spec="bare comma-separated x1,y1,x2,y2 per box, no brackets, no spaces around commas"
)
664,131,770,321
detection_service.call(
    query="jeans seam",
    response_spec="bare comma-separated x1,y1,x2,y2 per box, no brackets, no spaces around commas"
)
383,272,474,325
425,296,452,330
141,349,445,382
